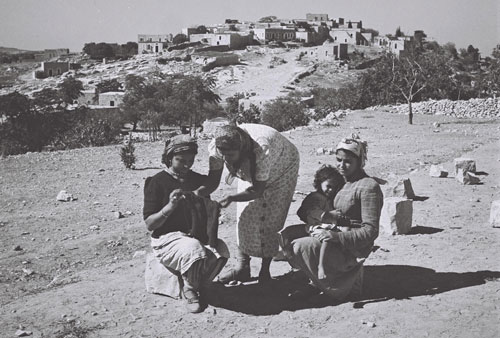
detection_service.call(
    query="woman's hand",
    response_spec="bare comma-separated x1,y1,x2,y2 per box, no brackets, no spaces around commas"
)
312,229,339,243
169,189,185,208
217,196,233,208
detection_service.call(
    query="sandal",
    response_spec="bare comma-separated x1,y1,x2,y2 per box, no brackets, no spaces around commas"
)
183,289,203,313
217,266,251,284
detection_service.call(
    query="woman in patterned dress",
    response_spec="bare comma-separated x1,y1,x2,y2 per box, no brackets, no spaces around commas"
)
199,124,300,283
283,134,383,301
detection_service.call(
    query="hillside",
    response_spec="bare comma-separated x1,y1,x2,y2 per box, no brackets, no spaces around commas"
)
0,46,366,99
0,109,499,337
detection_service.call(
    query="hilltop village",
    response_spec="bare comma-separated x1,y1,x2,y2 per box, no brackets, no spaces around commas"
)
0,13,423,109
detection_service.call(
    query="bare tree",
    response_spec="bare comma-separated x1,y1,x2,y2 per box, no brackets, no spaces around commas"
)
390,55,427,124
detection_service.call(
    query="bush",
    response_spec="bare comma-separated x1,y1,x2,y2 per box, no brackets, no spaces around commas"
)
261,97,309,131
120,138,136,169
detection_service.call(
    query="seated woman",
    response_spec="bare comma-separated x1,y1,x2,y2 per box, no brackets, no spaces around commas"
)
143,135,228,313
283,134,383,301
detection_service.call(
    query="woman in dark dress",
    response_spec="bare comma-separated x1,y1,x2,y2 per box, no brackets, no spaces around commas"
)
143,135,227,313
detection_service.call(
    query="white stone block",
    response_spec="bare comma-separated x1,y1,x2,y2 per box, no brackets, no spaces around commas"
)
429,165,448,178
384,177,416,199
145,253,182,299
380,197,413,235
454,157,476,174
489,200,500,228
455,168,481,185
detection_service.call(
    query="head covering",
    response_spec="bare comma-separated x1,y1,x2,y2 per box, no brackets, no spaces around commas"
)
213,124,256,184
214,125,253,152
335,133,368,168
164,134,198,157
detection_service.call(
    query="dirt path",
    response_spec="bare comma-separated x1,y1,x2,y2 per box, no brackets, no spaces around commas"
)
214,48,310,101
1,111,499,337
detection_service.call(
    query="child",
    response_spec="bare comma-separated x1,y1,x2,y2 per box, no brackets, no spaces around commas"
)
297,165,347,280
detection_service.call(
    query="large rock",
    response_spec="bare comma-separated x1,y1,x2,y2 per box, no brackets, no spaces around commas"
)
56,190,76,202
454,158,476,174
383,177,416,199
145,253,182,299
429,165,448,178
380,197,413,235
455,168,481,185
490,200,500,228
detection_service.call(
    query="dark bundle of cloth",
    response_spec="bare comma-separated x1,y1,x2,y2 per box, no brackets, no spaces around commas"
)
183,194,221,247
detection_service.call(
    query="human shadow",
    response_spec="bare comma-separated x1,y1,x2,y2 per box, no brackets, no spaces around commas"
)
205,265,500,315
412,195,430,201
132,166,162,171
407,226,444,235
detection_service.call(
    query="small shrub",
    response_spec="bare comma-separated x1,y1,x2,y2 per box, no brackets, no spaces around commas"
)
120,137,136,169
261,97,309,131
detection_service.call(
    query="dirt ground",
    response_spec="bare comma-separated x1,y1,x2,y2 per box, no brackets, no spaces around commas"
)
1,109,499,337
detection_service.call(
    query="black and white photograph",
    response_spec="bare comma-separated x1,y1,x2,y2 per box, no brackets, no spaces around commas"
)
0,0,499,337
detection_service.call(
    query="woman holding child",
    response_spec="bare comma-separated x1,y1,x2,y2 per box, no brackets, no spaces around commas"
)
283,134,383,301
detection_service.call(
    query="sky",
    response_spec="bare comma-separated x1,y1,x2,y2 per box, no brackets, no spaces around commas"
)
0,0,498,55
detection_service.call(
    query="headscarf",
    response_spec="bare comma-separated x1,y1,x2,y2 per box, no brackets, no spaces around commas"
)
214,125,253,153
335,133,368,168
213,125,256,184
164,134,198,157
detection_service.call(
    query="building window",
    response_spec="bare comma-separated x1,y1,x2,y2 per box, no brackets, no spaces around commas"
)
110,100,115,107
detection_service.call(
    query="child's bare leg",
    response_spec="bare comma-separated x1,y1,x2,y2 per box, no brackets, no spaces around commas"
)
318,241,329,280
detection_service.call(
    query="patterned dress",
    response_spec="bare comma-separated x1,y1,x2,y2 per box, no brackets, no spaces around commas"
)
209,124,300,258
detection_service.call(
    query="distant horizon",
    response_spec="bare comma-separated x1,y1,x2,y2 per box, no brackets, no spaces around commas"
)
0,0,498,56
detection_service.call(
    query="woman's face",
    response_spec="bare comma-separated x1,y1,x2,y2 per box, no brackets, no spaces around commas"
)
336,150,360,178
170,152,195,174
320,178,343,199
218,148,240,165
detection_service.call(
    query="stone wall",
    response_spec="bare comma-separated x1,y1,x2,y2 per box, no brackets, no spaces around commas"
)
386,98,499,118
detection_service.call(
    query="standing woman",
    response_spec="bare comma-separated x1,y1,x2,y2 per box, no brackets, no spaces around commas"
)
200,124,300,283
284,134,383,301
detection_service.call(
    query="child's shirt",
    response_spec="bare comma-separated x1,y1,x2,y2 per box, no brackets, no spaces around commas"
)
297,191,352,234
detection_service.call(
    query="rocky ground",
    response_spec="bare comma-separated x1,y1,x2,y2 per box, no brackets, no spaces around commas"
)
1,109,499,337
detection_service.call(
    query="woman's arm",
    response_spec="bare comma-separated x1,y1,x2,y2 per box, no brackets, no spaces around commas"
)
144,189,183,231
194,168,223,197
337,180,383,249
218,180,267,208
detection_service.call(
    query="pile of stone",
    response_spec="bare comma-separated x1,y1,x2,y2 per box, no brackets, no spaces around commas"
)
389,98,500,119
308,109,349,128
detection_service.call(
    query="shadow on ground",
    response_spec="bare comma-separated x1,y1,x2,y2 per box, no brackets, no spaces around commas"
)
407,226,444,235
205,265,500,315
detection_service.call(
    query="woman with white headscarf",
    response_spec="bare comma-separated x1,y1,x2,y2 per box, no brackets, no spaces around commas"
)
283,134,383,301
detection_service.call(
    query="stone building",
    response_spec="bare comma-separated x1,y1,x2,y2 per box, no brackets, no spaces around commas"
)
36,61,70,77
98,92,124,107
34,48,69,61
76,90,96,106
138,34,172,54
189,32,252,49
306,13,329,22
317,42,348,60
253,28,296,43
